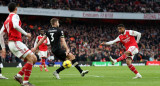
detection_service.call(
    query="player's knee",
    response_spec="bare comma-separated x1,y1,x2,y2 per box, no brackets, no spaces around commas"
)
25,54,34,63
126,58,132,65
32,54,37,64
67,53,75,60
124,51,130,56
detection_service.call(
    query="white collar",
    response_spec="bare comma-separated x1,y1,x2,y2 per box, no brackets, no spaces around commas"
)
10,12,16,14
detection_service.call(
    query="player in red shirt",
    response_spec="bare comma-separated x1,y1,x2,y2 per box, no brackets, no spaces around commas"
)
0,2,37,86
101,24,142,79
34,30,50,72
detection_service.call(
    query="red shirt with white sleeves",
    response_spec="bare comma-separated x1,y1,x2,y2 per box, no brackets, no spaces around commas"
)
34,35,50,51
105,30,141,51
3,13,22,41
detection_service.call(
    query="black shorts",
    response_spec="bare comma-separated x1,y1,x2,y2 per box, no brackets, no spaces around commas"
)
53,49,67,61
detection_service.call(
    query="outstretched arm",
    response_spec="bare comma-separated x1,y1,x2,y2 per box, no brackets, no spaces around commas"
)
0,25,6,58
12,14,31,39
34,36,38,48
102,36,120,45
12,14,28,35
129,30,141,43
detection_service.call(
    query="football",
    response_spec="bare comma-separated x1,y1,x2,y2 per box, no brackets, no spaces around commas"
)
63,60,72,68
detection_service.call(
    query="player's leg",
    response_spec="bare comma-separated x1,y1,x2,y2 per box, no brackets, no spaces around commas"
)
126,58,142,79
0,58,8,79
109,51,130,65
42,51,48,72
8,41,37,85
109,46,136,65
38,51,43,71
67,53,89,77
23,53,37,85
42,57,48,72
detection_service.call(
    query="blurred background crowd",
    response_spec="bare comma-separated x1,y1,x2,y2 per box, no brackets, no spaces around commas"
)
0,16,159,63
0,0,160,13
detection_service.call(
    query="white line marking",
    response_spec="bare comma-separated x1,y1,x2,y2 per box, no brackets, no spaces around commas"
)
61,74,104,77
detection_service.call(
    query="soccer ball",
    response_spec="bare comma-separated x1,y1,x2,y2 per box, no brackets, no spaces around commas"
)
63,60,72,68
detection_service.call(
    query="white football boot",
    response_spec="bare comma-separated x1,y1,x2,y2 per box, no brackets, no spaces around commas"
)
53,71,60,79
109,56,117,65
81,70,89,77
133,73,142,79
0,75,8,79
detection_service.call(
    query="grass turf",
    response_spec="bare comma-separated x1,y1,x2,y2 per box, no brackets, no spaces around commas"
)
0,66,160,86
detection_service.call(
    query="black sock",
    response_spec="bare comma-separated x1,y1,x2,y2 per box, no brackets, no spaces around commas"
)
72,59,83,73
56,66,65,74
0,68,1,74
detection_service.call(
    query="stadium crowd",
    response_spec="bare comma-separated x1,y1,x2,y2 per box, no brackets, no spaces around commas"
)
0,19,159,63
0,0,160,13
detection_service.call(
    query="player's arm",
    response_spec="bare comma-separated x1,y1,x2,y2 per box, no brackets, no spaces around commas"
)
12,14,31,38
34,36,38,48
0,25,6,58
46,37,50,45
60,37,70,56
59,30,70,56
32,36,47,52
101,36,120,45
129,30,141,43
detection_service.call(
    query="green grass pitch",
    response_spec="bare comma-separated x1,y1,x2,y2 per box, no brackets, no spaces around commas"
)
0,66,160,86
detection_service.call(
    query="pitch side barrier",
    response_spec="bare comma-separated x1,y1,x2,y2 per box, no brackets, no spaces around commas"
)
0,61,160,67
0,6,160,20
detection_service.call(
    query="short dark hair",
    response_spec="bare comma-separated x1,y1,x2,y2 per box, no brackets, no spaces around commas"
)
8,2,17,12
117,24,125,28
50,18,59,25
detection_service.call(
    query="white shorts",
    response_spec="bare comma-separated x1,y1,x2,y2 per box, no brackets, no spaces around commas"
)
8,41,32,58
127,46,139,59
38,51,48,58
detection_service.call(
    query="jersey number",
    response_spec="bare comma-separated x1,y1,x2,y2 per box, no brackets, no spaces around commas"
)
50,33,54,42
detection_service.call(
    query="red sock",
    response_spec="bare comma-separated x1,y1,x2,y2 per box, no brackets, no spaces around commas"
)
24,63,33,81
116,54,127,62
41,58,45,68
18,65,26,76
128,64,138,74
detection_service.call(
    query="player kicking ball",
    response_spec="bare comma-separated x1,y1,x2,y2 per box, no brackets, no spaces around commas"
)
101,24,142,79
32,18,89,79
34,30,50,72
0,2,37,86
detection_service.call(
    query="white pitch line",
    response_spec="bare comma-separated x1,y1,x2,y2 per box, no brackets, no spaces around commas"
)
61,74,104,77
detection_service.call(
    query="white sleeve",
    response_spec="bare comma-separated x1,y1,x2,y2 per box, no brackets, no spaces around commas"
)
34,36,38,48
0,25,6,48
129,30,141,43
12,14,27,36
47,37,50,45
105,36,120,45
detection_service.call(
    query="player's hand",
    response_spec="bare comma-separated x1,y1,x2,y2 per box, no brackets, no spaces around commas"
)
26,33,31,39
100,42,106,46
31,48,36,53
1,48,6,58
66,49,70,56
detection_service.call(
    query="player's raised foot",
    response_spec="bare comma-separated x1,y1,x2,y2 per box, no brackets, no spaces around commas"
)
39,65,43,71
14,75,23,84
53,71,60,79
45,68,49,72
81,70,89,77
21,82,35,86
0,75,8,79
133,73,142,79
109,56,117,65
